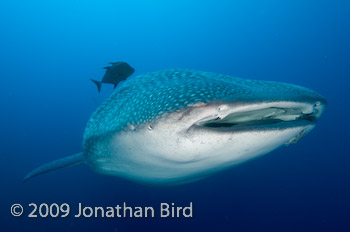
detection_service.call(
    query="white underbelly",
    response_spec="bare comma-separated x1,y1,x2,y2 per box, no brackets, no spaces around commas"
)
88,124,313,184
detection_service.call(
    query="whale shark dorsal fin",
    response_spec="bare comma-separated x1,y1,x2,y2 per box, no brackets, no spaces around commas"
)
23,152,84,182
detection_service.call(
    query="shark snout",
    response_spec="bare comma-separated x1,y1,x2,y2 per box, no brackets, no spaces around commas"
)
311,97,327,120
254,80,327,120
192,86,327,132
291,85,327,120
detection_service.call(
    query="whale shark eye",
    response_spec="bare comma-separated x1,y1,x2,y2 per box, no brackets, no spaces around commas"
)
129,124,136,131
218,105,228,112
314,102,320,107
148,125,153,131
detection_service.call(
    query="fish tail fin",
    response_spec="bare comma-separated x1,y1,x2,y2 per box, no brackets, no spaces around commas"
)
23,152,84,183
90,79,102,93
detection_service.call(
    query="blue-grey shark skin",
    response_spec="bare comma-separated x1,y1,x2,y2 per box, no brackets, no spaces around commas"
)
24,69,327,184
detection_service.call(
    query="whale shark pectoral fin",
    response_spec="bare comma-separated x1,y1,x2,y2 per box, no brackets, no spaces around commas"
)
23,152,85,183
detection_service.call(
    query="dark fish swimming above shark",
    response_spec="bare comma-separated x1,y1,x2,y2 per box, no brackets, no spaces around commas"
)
24,69,327,185
90,62,135,93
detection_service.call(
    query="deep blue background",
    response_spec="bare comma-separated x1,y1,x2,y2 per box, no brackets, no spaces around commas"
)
1,0,349,231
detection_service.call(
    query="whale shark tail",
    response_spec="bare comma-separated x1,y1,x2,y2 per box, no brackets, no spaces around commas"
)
90,79,102,93
23,152,84,182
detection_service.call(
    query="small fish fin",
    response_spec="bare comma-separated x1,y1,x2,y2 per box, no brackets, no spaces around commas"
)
113,83,117,89
90,79,102,93
23,152,84,182
109,62,122,65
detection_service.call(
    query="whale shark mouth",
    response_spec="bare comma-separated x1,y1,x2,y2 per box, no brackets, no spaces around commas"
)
195,103,319,130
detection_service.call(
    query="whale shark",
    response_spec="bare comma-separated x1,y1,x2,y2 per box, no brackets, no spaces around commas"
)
24,69,327,184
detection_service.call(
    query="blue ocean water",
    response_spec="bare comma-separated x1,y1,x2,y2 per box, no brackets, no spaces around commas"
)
0,0,349,231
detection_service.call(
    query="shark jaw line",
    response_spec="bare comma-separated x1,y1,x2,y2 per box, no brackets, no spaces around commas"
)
192,101,322,132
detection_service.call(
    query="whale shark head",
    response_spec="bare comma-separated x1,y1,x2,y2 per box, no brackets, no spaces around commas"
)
83,69,326,184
